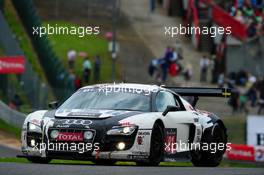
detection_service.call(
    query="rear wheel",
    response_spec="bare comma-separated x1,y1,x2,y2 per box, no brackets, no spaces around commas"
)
27,157,51,164
136,123,164,166
191,122,227,167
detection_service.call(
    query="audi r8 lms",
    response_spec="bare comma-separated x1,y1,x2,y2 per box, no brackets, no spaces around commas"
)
19,83,230,166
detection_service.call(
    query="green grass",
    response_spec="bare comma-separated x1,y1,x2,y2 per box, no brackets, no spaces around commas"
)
45,21,120,84
222,117,246,144
0,118,21,138
0,157,260,168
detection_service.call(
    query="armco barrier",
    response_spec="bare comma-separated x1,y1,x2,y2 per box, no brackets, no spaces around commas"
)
0,101,26,128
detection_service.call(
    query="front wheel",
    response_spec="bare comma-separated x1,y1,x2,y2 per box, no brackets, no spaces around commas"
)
136,123,164,166
191,122,227,167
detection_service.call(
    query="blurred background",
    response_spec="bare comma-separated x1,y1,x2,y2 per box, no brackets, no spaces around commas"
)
0,0,264,166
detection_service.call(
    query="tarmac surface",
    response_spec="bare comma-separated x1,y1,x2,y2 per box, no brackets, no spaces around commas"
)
0,162,263,175
0,145,263,175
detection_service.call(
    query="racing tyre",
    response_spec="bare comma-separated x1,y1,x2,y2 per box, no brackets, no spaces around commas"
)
136,123,164,166
191,122,227,167
92,160,117,166
27,157,52,164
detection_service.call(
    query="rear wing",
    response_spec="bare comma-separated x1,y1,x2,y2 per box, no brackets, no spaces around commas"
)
165,87,231,98
164,87,231,107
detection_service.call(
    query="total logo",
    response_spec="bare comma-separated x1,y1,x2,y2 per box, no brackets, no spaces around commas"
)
56,132,84,141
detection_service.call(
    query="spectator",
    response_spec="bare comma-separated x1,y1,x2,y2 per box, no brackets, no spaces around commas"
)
93,55,101,83
9,94,22,110
243,5,254,17
256,77,264,114
236,70,248,86
230,5,237,16
239,93,249,114
247,83,258,107
247,21,257,37
183,63,193,81
159,58,169,83
83,57,92,83
200,55,210,82
164,46,173,64
170,47,178,62
67,49,77,69
218,73,225,87
74,75,82,91
68,69,76,90
211,55,218,84
149,0,156,12
235,10,245,23
175,40,183,59
148,58,162,84
229,86,240,114
148,59,158,77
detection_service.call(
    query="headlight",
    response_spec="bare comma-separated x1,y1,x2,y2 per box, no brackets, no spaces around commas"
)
84,131,94,140
28,123,41,133
107,125,137,135
50,130,59,139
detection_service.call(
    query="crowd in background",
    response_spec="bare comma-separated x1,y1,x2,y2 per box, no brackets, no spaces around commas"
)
222,70,264,115
148,40,264,115
148,42,193,84
227,0,264,37
67,49,101,91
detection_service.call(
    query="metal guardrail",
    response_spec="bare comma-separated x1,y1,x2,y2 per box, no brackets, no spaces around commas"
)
0,101,26,128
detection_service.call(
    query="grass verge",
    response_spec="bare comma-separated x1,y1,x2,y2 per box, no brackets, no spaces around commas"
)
0,118,21,138
46,21,121,84
222,117,246,144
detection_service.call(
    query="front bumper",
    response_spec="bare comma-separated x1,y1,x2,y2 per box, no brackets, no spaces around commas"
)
21,128,151,161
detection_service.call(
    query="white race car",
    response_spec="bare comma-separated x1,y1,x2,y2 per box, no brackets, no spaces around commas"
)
19,83,230,166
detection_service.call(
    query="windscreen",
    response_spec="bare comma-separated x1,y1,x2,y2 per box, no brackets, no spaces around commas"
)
58,88,151,112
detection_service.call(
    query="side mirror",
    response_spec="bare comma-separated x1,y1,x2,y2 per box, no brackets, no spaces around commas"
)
162,105,180,116
48,101,59,109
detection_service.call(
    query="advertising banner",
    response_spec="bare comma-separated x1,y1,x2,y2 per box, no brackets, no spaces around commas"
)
0,56,25,74
247,116,264,146
225,144,255,161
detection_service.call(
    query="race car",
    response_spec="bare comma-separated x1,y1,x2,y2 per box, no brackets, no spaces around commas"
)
18,83,230,166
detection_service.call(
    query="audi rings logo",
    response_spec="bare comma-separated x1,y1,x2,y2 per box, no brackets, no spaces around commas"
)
61,119,92,126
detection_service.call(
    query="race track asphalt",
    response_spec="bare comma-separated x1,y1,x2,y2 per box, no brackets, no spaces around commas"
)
0,145,263,175
0,163,263,175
